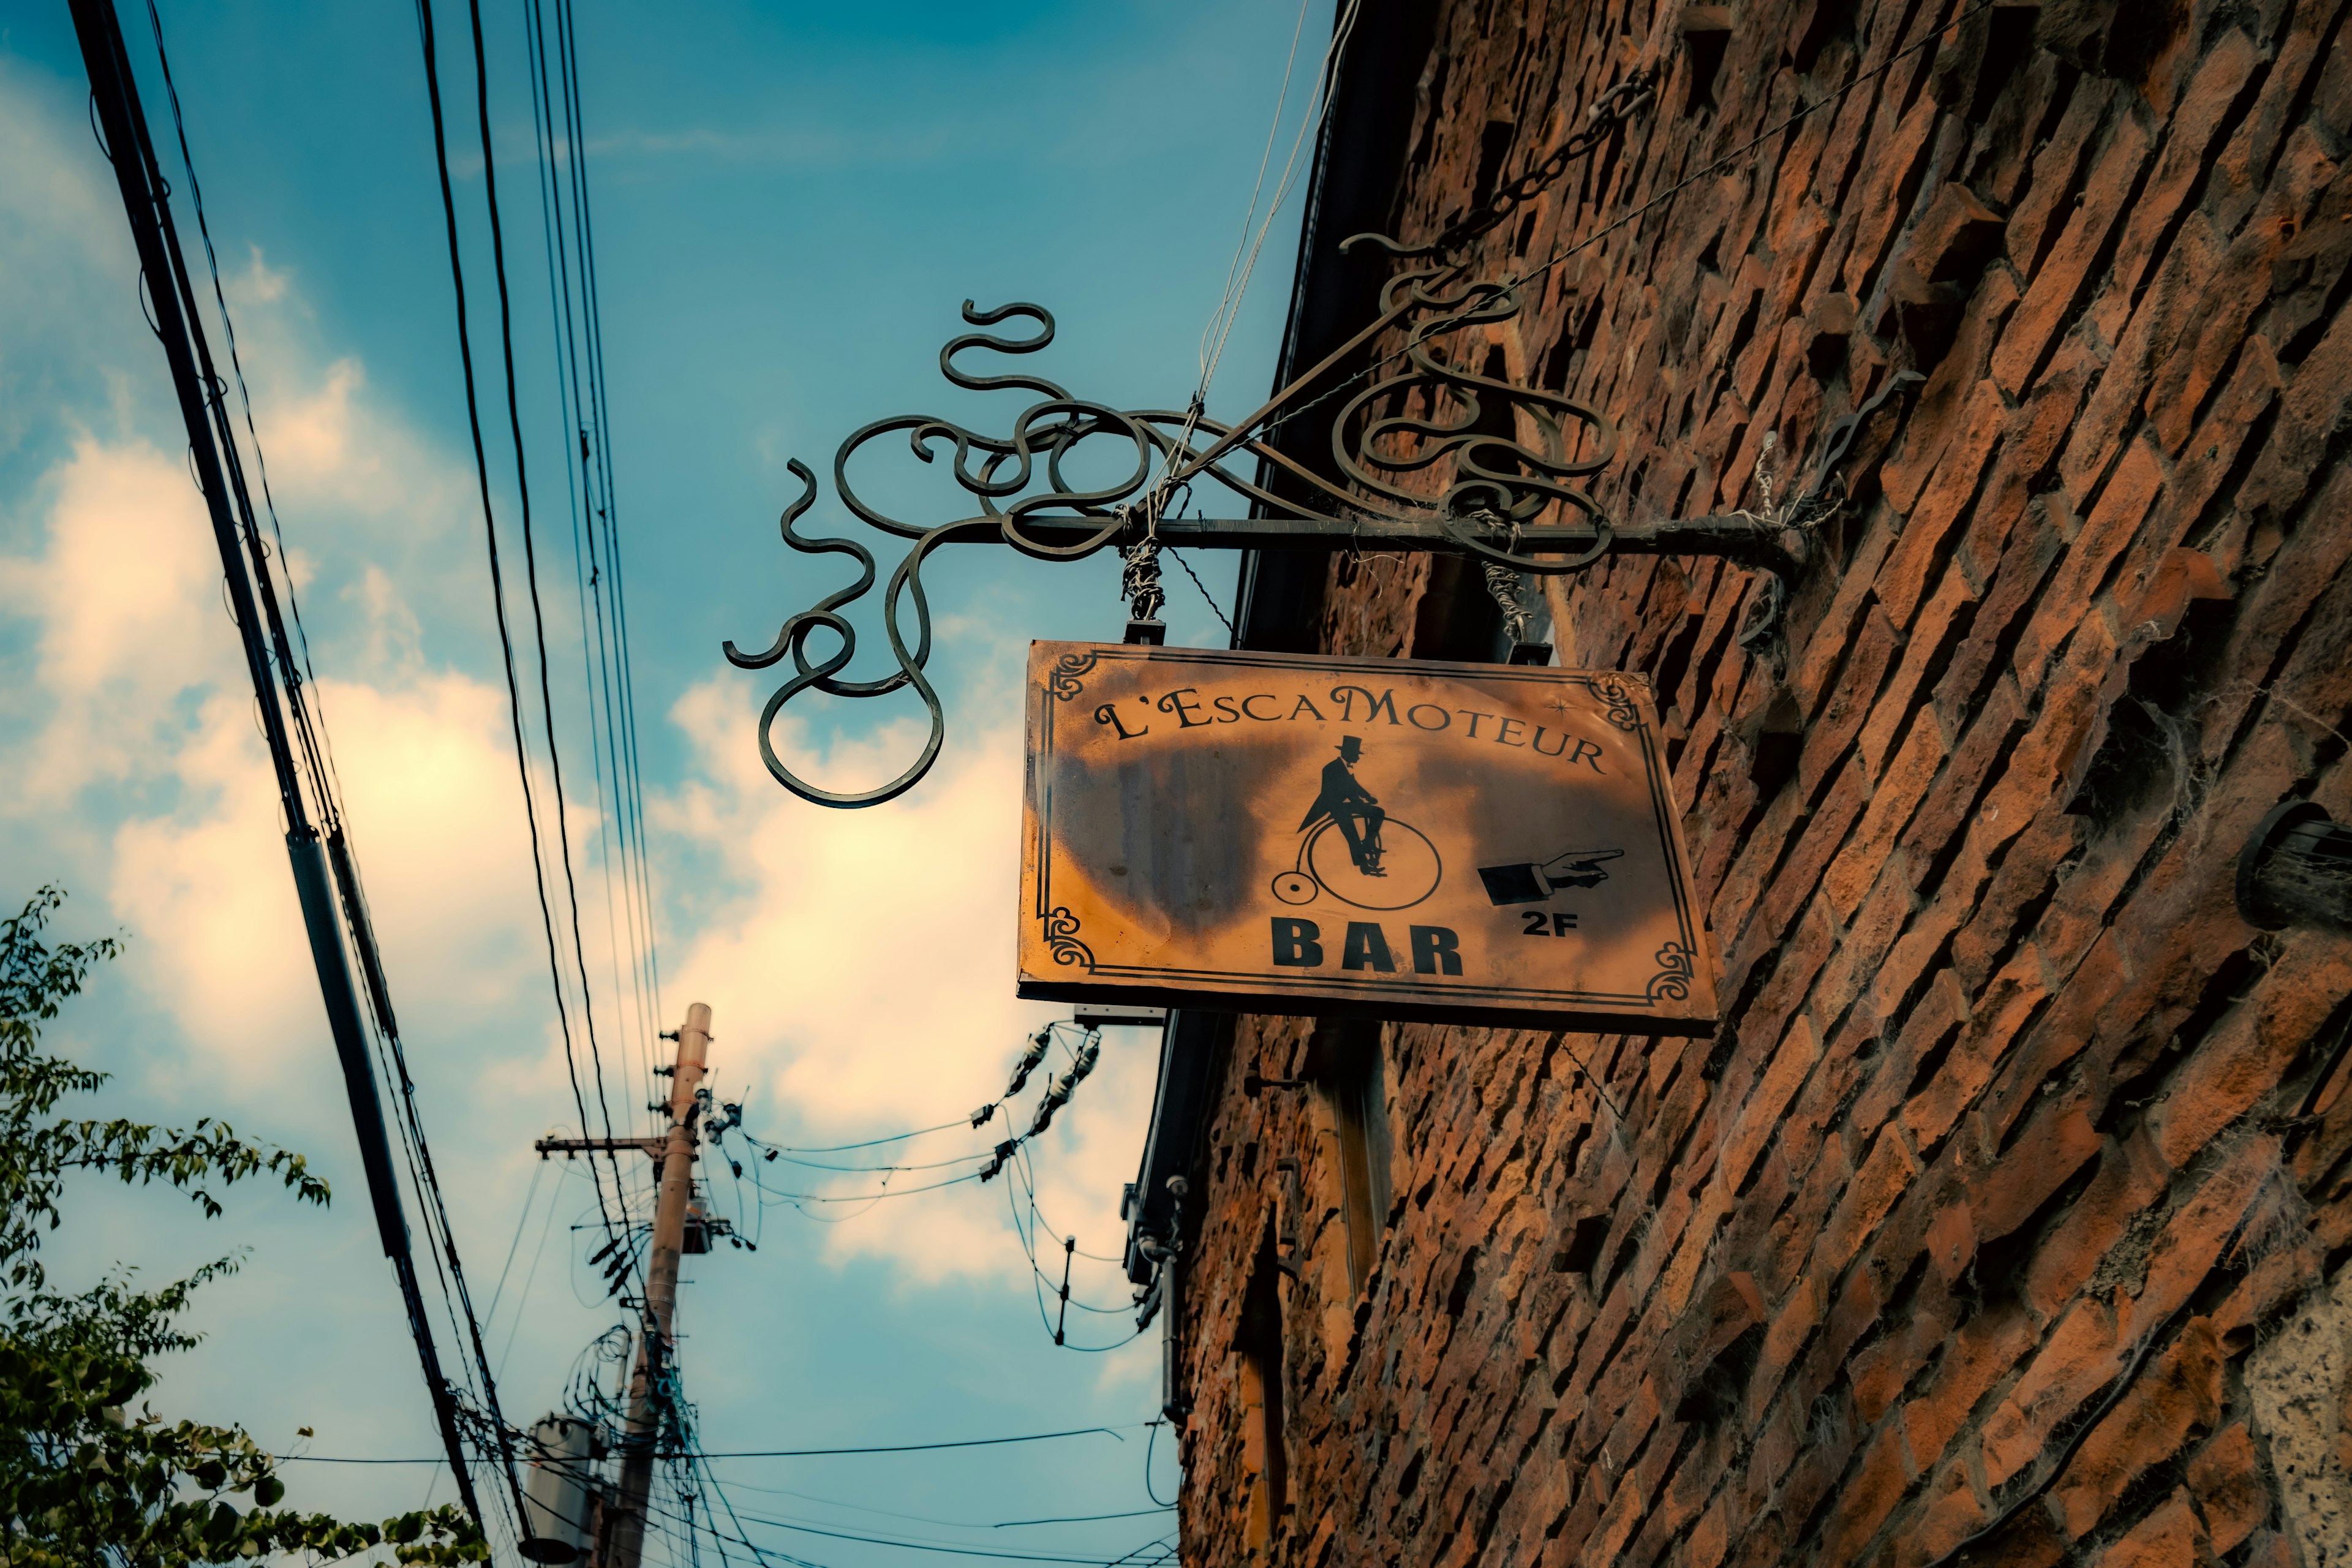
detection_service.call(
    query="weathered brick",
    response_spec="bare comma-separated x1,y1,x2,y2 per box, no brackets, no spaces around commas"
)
2150,952,2341,1168
2022,1127,2169,1316
1720,1014,1821,1196
2014,440,2166,691
2136,1134,2283,1333
1795,608,1902,804
2239,217,2352,528
2093,1491,2208,1568
1808,875,1917,1037
2108,31,2264,308
1896,978,1998,1155
1852,577,1968,784
1815,1126,1922,1282
1991,105,2159,395
2049,1318,2223,1537
1898,1462,1989,1568
1978,1299,2128,1488
1972,1093,2103,1264
1819,1423,1913,1566
2063,211,2223,496
1879,380,2010,630
1879,268,2024,515
2002,77,2120,290
1901,1305,2040,1477
1170,7,2352,1562
2185,1423,2267,1554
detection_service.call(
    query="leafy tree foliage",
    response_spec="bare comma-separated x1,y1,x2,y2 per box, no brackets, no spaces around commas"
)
0,889,487,1566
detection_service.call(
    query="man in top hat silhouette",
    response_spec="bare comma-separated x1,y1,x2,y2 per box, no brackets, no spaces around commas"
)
1300,735,1387,875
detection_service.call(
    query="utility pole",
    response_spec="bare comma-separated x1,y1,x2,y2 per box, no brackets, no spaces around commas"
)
535,1003,713,1568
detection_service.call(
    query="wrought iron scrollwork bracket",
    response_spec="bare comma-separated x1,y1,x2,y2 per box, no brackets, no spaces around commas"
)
725,247,1907,808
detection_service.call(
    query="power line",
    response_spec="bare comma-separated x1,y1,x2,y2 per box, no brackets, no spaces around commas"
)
410,0,635,1300
690,1425,1148,1459
698,1476,1171,1532
722,1512,1172,1565
549,0,665,1081
645,1454,1178,1568
519,0,668,1149
459,0,638,1257
748,1117,972,1155
114,0,527,1537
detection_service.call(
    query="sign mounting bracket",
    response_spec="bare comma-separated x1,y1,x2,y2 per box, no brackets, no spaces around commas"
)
723,70,1908,810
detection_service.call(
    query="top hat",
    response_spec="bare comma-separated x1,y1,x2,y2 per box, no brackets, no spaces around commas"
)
1336,736,1363,760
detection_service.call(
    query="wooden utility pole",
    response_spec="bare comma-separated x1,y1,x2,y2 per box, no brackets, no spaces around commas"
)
535,1003,711,1568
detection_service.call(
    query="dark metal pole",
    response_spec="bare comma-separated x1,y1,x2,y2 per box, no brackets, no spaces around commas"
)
64,0,485,1525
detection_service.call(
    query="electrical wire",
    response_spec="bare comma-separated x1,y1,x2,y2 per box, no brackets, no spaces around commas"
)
719,1510,1169,1564
481,1158,547,1330
1194,0,1362,399
696,1477,1170,1532
141,3,526,1536
494,1174,565,1379
519,0,667,1146
745,1118,971,1155
458,0,638,1275
543,0,666,1087
684,1426,1148,1460
653,1455,1175,1568
410,0,635,1302
1004,1150,1147,1352
1142,1421,1175,1510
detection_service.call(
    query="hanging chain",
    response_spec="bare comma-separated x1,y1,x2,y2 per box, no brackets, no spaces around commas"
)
1420,68,1654,258
1121,530,1167,624
1472,510,1532,643
1485,560,1531,643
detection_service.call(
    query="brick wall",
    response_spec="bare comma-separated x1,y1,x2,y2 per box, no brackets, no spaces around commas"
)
1173,1,2352,1565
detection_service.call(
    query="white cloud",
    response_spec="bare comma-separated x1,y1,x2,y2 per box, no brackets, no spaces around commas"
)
656,675,1159,1292
0,435,235,804
0,40,1163,1460
0,202,574,1076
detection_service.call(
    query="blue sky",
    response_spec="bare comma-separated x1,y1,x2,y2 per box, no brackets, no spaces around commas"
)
0,1,1330,1560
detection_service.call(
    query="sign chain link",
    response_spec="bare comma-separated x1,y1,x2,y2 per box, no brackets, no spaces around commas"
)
1420,68,1655,260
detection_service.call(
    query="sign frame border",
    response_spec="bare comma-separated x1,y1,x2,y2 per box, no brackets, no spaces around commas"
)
1017,643,1719,1038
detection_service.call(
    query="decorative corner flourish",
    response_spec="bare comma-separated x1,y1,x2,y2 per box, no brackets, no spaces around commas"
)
1048,649,1099,702
1589,674,1645,733
1646,941,1695,1003
1044,907,1095,971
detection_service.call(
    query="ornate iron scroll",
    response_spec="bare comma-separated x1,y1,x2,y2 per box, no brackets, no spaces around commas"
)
723,75,1861,809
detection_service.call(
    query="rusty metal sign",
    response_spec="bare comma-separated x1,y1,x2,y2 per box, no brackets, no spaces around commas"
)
1017,643,1718,1035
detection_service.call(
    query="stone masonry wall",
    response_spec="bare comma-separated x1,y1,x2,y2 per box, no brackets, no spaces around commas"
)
1175,1,2352,1566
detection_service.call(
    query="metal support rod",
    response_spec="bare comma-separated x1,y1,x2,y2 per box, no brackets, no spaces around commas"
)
1005,513,1809,578
65,0,486,1526
605,1003,710,1568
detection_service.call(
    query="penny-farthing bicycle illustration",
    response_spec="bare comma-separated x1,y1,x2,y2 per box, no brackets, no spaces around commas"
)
1270,736,1444,911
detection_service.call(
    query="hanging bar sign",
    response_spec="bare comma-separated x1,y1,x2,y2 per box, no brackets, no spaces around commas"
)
1018,643,1718,1034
